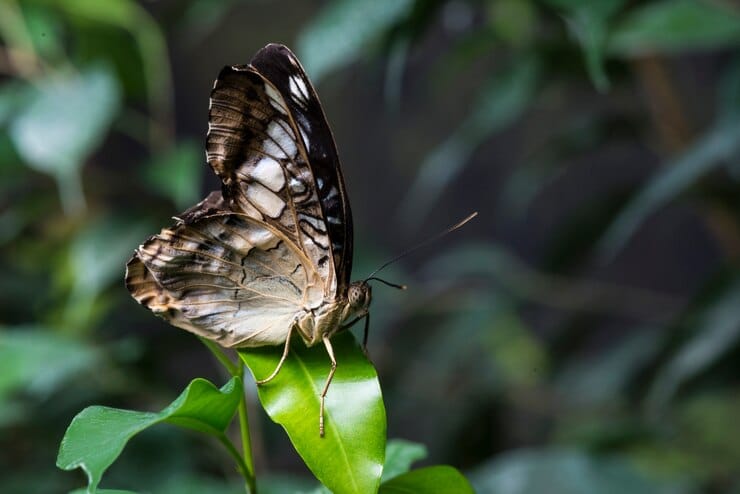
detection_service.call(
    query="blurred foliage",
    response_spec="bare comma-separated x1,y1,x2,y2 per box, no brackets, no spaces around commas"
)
1,0,740,493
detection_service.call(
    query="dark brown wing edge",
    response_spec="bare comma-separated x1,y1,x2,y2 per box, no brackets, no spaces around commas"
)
249,43,354,294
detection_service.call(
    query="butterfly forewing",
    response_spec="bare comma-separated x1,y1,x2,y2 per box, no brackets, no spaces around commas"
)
206,44,352,298
250,44,353,292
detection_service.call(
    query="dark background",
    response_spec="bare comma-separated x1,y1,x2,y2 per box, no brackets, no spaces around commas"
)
1,0,739,492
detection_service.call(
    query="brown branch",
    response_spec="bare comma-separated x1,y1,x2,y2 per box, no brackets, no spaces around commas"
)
633,55,693,152
632,55,740,261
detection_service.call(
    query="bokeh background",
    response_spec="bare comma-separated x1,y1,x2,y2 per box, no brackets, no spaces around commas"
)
2,0,740,492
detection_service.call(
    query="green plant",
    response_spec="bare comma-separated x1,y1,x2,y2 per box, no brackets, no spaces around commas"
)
57,332,474,493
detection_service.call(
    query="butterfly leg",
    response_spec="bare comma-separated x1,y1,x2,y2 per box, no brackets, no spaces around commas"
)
361,313,371,358
337,314,371,359
319,334,337,437
256,324,293,385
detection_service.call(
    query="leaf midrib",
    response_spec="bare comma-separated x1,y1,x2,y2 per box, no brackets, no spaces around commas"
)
292,350,362,494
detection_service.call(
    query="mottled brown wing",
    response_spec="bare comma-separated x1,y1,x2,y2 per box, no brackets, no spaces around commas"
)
125,195,324,348
206,43,353,299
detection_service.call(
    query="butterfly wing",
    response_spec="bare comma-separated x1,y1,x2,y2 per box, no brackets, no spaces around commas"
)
206,43,353,298
127,44,354,348
125,193,324,348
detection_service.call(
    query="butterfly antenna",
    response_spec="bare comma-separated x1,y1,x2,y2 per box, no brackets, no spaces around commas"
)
364,211,478,282
366,277,407,290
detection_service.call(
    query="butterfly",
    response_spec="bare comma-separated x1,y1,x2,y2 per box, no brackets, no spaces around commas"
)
126,43,376,437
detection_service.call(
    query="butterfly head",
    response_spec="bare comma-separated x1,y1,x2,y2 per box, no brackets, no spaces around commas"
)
347,281,372,315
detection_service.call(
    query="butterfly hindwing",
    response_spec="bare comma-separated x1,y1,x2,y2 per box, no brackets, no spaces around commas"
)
206,44,353,297
126,197,324,348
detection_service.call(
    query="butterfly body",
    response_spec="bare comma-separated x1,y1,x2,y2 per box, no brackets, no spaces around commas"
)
295,280,371,346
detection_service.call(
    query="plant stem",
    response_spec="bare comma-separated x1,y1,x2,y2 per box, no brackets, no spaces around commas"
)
200,337,238,375
200,338,257,494
217,433,254,493
237,364,257,494
57,171,87,217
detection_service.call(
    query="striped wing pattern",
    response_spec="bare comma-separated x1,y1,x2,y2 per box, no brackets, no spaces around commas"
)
250,45,353,293
126,44,352,348
206,44,352,297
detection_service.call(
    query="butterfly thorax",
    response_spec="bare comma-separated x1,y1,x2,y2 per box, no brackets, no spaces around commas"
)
296,281,371,346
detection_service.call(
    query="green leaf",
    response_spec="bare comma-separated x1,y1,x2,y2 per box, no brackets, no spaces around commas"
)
382,439,428,482
22,3,65,61
57,377,242,493
43,0,140,25
68,216,152,299
0,81,34,126
43,0,173,150
598,119,740,259
297,0,414,82
34,0,173,149
70,490,139,494
379,466,474,494
8,65,120,175
543,0,628,91
556,328,662,406
471,448,686,494
543,0,624,16
488,0,537,48
176,0,242,45
0,208,27,246
718,56,740,124
239,332,386,494
648,280,740,411
8,65,120,215
144,141,202,209
0,326,100,424
484,309,548,388
401,55,540,228
63,215,153,331
609,0,740,56
674,392,740,476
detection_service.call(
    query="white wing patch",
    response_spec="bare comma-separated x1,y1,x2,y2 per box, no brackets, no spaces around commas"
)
265,120,298,158
252,156,285,192
289,176,306,195
265,84,288,115
289,75,309,107
246,182,286,218
263,138,288,159
299,126,310,152
325,185,339,200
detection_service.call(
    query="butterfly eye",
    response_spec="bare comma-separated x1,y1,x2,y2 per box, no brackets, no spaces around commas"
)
348,285,365,307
